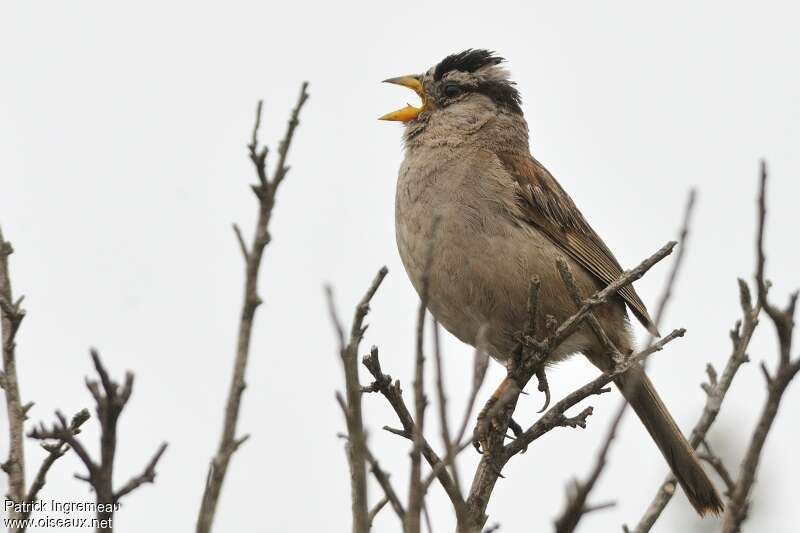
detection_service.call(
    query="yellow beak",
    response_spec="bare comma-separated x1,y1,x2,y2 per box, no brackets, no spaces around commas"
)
379,75,426,122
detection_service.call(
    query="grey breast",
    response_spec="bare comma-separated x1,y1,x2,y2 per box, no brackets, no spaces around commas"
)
395,143,578,361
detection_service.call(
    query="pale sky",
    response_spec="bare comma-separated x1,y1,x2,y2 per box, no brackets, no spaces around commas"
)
1,1,799,532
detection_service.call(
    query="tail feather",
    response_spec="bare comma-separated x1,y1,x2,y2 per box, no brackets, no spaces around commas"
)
616,366,724,516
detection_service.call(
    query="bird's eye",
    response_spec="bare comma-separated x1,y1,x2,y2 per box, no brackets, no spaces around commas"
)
443,84,462,98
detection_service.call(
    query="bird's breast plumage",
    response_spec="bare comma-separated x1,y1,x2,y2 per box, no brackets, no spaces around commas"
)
394,143,608,361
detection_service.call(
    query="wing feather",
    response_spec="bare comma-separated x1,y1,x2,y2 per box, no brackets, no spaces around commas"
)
498,151,659,336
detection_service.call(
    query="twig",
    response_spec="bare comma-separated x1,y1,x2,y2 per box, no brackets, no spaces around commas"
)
368,497,389,529
461,242,677,531
328,266,389,533
464,327,683,532
430,325,491,512
362,348,465,513
364,442,406,523
114,442,169,500
432,320,460,494
630,278,758,532
646,188,697,348
547,241,676,352
511,329,684,456
556,259,621,360
29,351,167,532
721,161,800,533
0,225,28,525
422,439,472,493
553,389,626,533
553,189,696,533
408,218,438,533
630,179,765,533
21,409,91,523
698,440,736,497
422,502,434,533
197,82,309,533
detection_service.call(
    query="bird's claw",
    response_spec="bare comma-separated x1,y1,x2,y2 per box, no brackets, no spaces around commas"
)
535,366,551,413
507,417,529,453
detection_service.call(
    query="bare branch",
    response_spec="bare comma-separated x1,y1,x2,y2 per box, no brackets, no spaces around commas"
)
554,400,626,533
465,326,683,531
548,241,676,351
443,324,491,506
22,409,91,521
721,161,800,533
432,320,459,493
362,348,465,512
408,218,439,533
368,497,389,529
516,329,684,455
232,223,249,262
28,351,164,531
364,443,406,523
461,242,677,531
114,442,168,501
29,410,98,490
631,279,758,532
328,266,389,533
646,188,697,347
633,164,800,533
0,225,28,521
271,83,310,189
698,440,736,497
197,82,309,533
553,189,697,533
557,258,622,359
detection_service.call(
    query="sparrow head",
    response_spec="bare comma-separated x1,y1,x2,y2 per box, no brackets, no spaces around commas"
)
379,49,522,134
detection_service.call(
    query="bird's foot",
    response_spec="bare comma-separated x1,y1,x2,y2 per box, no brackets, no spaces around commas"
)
473,405,525,454
472,397,496,454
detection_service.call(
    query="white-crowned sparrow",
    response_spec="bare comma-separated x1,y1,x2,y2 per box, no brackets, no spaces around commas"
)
381,49,722,516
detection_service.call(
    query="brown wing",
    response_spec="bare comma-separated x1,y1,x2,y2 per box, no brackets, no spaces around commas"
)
498,151,659,336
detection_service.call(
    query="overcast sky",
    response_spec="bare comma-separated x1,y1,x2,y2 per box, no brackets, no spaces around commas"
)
1,1,799,532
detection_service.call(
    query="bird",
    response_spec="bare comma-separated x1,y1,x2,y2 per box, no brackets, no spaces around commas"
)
380,49,722,516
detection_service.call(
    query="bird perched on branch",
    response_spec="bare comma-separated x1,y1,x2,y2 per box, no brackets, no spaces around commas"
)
380,49,722,516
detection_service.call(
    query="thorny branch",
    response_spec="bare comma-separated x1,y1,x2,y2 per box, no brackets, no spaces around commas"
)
196,82,309,533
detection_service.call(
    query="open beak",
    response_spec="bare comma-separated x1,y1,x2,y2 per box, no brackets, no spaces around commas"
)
379,75,426,122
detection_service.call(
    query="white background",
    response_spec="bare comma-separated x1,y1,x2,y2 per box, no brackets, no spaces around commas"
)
1,1,798,532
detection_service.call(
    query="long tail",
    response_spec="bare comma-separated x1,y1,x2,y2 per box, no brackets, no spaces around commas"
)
616,365,724,516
